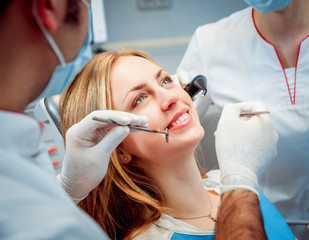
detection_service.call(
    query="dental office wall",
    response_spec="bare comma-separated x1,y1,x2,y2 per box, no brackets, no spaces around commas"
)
101,0,248,73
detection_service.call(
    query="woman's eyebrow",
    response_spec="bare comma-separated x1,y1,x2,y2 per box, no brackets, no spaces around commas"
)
155,69,163,79
122,69,163,104
123,83,147,103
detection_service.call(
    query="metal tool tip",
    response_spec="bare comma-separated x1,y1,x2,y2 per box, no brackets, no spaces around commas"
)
165,128,169,143
201,90,207,98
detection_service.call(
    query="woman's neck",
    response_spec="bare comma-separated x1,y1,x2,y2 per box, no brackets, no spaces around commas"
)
147,155,210,218
139,152,220,231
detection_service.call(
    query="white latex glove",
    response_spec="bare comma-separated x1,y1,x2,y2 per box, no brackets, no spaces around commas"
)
171,70,191,87
215,102,278,196
57,110,148,203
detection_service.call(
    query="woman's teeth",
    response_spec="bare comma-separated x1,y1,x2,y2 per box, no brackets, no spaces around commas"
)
171,112,189,127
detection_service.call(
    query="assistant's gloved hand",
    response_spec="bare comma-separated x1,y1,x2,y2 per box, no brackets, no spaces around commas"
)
215,102,278,196
57,110,148,204
171,70,190,87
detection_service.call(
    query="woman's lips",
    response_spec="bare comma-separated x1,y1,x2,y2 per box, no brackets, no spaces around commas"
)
167,110,192,131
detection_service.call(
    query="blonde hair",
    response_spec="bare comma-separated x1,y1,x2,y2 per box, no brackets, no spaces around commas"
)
59,49,206,240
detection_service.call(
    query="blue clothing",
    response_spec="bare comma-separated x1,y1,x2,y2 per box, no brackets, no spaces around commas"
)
0,111,108,240
259,190,295,240
171,233,214,240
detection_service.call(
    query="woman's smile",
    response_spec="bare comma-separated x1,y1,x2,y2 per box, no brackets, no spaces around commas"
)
167,109,192,131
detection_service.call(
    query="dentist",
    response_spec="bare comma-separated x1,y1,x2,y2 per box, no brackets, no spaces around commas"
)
0,0,145,239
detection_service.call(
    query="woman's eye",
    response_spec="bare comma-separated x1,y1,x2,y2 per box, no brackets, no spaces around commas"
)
133,94,147,107
161,76,173,87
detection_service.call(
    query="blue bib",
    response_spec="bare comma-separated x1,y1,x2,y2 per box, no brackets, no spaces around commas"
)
171,233,214,240
259,190,295,240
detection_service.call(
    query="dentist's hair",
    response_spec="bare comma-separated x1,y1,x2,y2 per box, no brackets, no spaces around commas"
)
0,1,80,22
0,0,12,14
60,50,165,240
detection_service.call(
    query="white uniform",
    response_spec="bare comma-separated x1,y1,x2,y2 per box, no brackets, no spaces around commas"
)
0,111,108,240
135,170,294,240
177,7,309,238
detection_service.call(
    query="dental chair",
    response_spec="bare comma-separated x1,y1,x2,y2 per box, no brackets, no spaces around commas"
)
34,95,65,162
196,98,220,171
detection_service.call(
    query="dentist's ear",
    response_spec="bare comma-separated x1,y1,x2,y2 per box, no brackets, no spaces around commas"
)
33,0,64,32
117,147,132,164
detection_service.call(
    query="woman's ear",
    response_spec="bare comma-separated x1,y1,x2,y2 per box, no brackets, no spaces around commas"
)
117,147,132,164
34,0,62,32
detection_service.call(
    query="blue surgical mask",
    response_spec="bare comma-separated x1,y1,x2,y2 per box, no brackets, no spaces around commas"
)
33,0,93,99
243,0,292,13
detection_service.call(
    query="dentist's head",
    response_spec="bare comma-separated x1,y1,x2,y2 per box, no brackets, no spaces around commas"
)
0,0,92,111
32,0,93,100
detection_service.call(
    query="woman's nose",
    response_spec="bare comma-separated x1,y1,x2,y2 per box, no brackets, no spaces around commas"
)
158,89,179,111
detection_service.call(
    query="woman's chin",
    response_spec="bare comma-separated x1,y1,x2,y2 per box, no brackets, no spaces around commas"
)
171,125,204,147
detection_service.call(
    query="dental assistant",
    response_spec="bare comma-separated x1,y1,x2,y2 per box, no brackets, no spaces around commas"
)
177,0,309,238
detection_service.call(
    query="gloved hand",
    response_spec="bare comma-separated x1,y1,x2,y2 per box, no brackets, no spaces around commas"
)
57,110,148,203
171,70,190,87
214,102,278,196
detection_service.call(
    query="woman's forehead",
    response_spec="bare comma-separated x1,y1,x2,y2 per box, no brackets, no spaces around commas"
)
111,56,160,87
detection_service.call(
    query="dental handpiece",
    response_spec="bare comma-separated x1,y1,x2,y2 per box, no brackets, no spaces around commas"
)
184,75,207,99
92,117,169,143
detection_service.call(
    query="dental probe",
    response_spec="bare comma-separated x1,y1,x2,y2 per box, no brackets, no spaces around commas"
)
92,116,169,143
240,111,270,117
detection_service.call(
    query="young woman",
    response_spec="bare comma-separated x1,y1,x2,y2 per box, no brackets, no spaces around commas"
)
59,50,293,240
59,49,219,239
